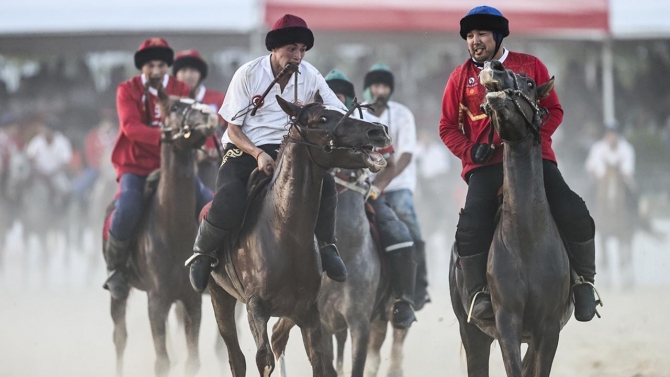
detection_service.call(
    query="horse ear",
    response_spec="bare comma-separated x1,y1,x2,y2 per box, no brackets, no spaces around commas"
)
275,95,301,117
537,76,555,99
314,90,324,104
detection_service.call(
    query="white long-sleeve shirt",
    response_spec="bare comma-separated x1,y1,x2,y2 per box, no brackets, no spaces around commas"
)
585,137,635,179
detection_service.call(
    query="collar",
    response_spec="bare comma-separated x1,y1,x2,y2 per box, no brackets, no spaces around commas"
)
141,74,170,96
472,48,509,70
195,85,206,102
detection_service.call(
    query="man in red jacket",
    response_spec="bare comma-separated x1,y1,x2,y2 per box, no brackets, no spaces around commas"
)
104,38,214,299
173,49,225,190
439,6,598,322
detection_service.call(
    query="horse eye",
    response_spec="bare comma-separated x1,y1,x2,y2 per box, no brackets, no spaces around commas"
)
319,116,327,123
527,82,534,88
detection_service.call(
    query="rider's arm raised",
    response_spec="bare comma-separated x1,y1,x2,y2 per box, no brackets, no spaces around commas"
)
116,83,161,146
439,71,476,164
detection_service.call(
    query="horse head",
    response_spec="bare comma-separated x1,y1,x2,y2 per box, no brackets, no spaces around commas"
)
276,93,391,172
159,93,217,150
479,60,554,143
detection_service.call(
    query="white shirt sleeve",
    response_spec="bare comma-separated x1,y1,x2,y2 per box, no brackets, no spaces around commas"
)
620,140,635,177
25,136,41,159
56,134,73,166
394,106,417,157
584,143,600,175
219,66,251,126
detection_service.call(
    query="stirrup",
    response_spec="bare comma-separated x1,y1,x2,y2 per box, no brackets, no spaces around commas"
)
467,286,490,324
572,276,604,318
184,253,219,268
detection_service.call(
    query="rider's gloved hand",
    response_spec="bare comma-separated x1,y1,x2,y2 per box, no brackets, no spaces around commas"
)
470,143,495,164
256,150,276,175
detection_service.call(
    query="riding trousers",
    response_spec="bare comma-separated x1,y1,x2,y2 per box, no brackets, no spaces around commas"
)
456,160,595,257
206,144,337,243
109,173,213,241
369,194,414,253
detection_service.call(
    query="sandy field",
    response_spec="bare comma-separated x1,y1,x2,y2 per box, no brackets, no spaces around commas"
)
1,224,669,377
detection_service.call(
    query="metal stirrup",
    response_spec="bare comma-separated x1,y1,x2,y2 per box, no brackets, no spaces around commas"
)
184,253,219,268
467,286,490,324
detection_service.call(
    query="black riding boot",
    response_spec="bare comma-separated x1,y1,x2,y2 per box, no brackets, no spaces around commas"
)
185,219,228,293
103,233,131,300
413,240,431,310
315,189,347,282
388,249,417,329
567,238,600,322
459,252,494,321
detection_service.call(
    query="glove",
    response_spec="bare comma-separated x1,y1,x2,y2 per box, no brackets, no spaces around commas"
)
470,143,495,164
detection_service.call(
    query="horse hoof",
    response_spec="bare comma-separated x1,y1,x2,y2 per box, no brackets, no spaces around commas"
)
189,259,212,293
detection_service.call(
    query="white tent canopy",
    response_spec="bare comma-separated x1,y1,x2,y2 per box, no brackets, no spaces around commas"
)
0,0,260,34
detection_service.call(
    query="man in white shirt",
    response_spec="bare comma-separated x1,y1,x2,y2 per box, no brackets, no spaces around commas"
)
186,14,348,292
362,64,430,310
25,125,73,205
585,126,635,183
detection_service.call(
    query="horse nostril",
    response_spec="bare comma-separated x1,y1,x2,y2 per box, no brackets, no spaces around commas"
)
367,128,385,140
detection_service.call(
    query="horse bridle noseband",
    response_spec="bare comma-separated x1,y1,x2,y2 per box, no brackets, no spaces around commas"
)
161,99,208,143
481,71,550,145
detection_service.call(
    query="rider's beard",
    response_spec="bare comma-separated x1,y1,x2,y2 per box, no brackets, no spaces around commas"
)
148,76,162,88
374,95,389,107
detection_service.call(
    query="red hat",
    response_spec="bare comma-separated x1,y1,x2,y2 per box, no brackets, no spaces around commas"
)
173,49,208,80
265,14,314,51
134,37,174,70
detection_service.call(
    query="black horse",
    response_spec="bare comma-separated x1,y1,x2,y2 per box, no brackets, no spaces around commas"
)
104,93,216,377
450,61,599,377
207,95,391,377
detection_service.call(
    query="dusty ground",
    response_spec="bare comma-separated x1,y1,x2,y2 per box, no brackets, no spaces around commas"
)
1,225,669,377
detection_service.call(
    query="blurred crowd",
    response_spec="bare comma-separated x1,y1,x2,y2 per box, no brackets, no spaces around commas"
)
1,39,670,252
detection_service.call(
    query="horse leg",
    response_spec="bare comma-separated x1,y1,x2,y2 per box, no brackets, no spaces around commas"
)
364,317,387,377
147,294,172,377
459,319,494,377
346,317,370,377
598,235,610,288
521,345,535,377
496,310,523,377
334,329,347,376
620,239,634,289
387,328,408,377
247,296,275,376
531,325,560,377
322,329,338,377
180,295,202,376
111,296,128,377
271,318,296,377
299,304,326,377
210,281,246,376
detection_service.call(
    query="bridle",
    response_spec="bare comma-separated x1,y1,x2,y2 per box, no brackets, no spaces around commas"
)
160,98,211,143
285,98,382,168
481,69,550,145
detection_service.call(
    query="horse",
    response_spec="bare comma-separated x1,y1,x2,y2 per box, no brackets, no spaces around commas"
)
450,60,573,377
207,95,391,377
104,93,217,377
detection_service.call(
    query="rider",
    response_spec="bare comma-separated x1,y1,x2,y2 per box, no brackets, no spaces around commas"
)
362,64,430,310
173,49,226,190
325,69,417,329
104,38,214,299
585,122,635,185
439,6,599,322
186,14,348,292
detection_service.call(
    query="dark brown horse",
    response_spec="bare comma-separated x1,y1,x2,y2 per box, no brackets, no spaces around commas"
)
270,168,400,377
450,61,573,377
104,94,216,376
208,95,390,377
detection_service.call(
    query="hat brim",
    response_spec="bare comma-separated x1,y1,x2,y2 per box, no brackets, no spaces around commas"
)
265,26,314,51
173,56,208,80
134,46,174,70
327,79,355,99
459,14,510,40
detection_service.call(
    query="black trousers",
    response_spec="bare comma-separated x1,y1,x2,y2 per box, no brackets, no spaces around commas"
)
456,160,595,257
207,143,337,242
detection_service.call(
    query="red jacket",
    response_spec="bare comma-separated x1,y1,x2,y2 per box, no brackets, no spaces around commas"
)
111,75,190,178
199,87,226,150
439,51,563,181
